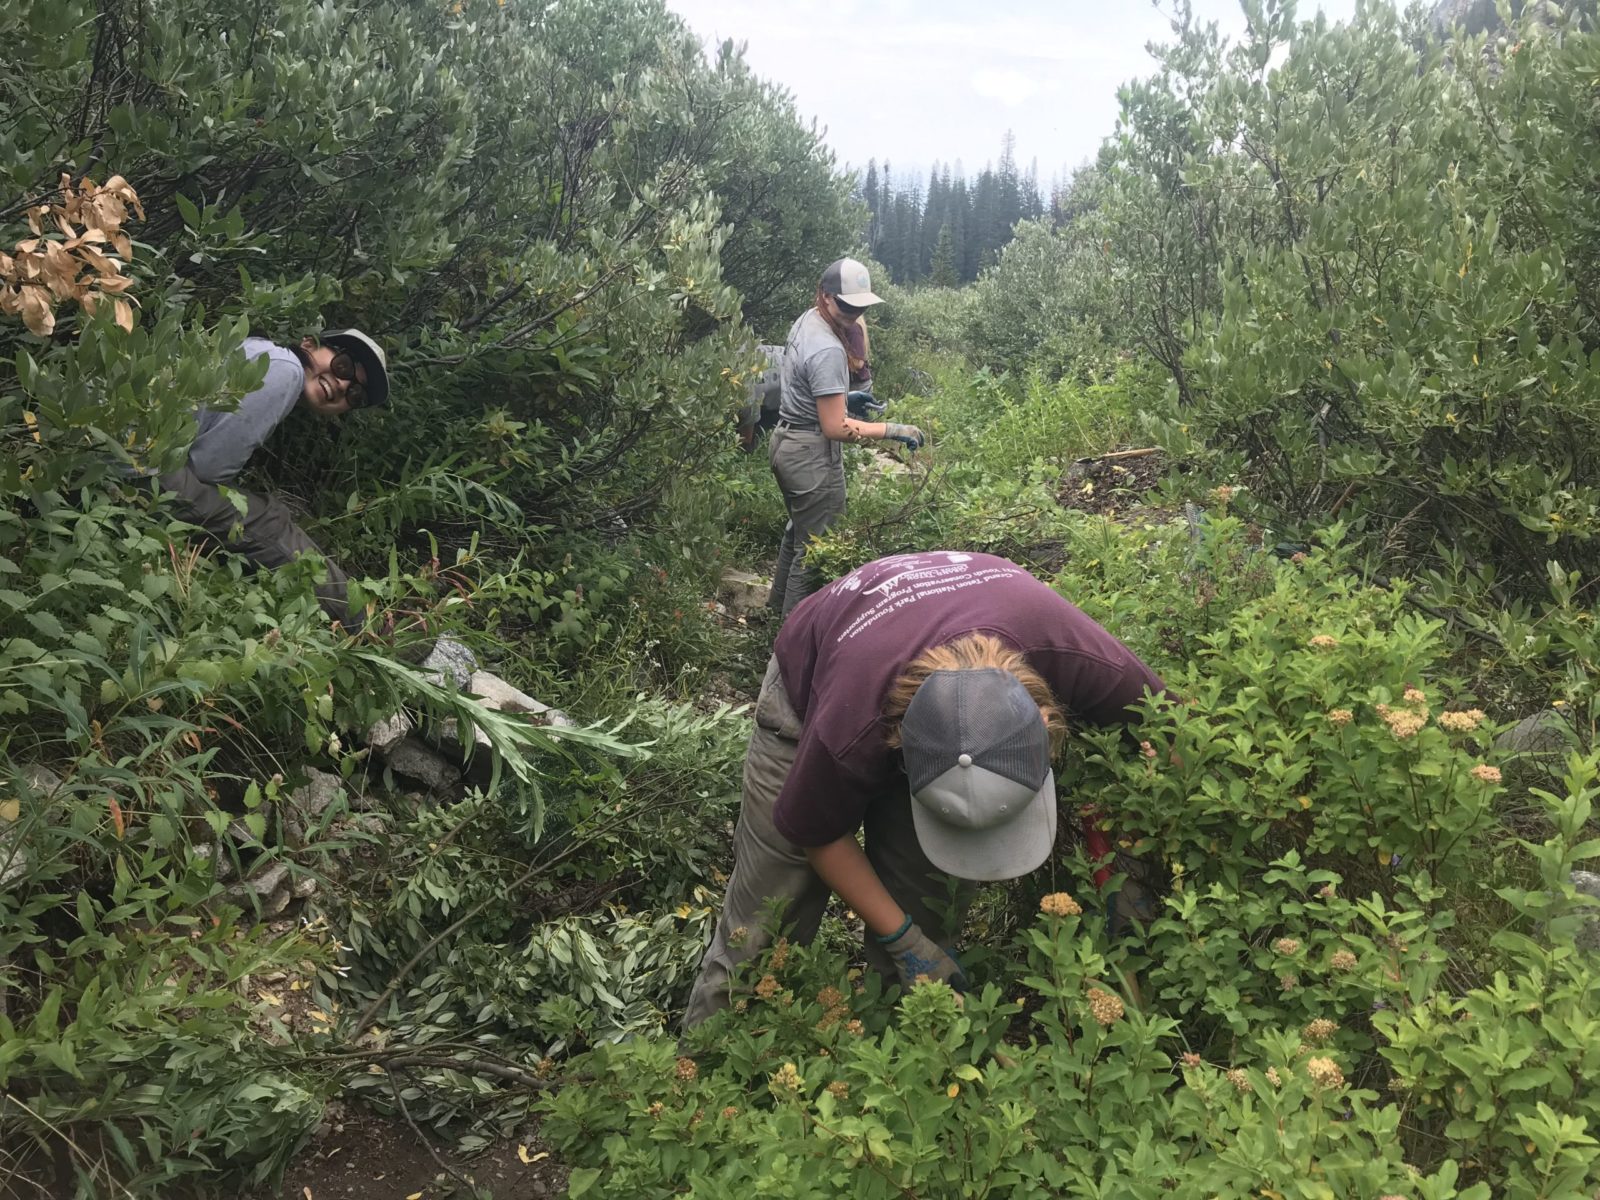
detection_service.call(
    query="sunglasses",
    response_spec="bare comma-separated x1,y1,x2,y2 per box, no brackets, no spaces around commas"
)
832,296,866,318
328,349,369,408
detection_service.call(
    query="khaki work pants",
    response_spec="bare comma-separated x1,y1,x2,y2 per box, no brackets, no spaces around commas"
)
767,427,845,616
682,656,973,1028
159,465,358,629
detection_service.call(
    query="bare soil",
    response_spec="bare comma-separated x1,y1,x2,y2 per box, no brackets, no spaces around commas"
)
265,1108,568,1200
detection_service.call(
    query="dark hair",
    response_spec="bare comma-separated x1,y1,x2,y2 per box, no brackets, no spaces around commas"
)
814,284,868,376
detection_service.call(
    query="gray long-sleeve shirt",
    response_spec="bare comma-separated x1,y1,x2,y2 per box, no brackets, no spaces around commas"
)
186,338,305,483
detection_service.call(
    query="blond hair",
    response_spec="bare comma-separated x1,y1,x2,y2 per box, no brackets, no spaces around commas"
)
882,634,1066,754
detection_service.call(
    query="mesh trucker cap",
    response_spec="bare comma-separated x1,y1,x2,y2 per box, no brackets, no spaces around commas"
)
901,668,1057,882
820,257,884,307
321,328,390,409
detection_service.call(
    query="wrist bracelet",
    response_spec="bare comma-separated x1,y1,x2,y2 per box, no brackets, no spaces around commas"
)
874,913,913,944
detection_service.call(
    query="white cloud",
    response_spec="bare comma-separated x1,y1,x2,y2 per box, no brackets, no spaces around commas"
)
664,0,1361,179
970,68,1047,108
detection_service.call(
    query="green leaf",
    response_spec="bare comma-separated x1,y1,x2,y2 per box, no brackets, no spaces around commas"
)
567,1168,602,1198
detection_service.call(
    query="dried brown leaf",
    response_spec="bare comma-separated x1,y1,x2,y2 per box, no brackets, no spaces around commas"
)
113,297,133,332
112,232,133,261
18,285,54,336
97,274,134,293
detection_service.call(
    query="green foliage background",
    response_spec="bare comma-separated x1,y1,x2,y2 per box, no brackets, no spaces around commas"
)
2,0,1599,1197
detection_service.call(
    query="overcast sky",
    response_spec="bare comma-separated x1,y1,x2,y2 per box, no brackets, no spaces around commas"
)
664,0,1361,188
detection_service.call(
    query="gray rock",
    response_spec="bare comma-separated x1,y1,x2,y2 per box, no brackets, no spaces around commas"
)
422,634,478,691
1495,709,1577,758
365,711,414,755
1574,871,1600,954
291,874,319,900
288,769,345,822
219,861,291,913
261,882,293,918
719,568,772,615
468,670,573,727
385,736,462,795
193,841,238,883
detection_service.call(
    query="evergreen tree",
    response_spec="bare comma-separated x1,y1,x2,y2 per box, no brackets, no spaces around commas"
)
930,223,958,287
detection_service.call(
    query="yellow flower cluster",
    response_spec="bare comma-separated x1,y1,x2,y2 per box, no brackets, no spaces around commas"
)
675,1056,698,1082
769,937,790,971
769,1062,805,1096
1213,485,1236,504
1327,708,1354,726
1040,891,1083,917
845,1019,865,1036
1306,1056,1345,1089
1304,1018,1339,1043
1273,937,1302,955
1329,949,1358,972
754,974,779,1000
1437,708,1486,732
1470,764,1502,784
1226,1068,1253,1094
1086,987,1125,1026
720,1106,739,1119
826,1080,850,1100
1308,635,1340,650
1265,1067,1282,1087
1181,1052,1203,1067
647,1101,664,1118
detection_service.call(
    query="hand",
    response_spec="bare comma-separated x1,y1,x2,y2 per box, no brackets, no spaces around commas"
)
882,422,924,451
846,390,885,421
878,920,967,991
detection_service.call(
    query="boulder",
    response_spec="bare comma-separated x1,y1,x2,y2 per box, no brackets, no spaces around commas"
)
1495,709,1578,759
719,568,772,615
365,710,414,755
468,670,574,726
422,634,478,691
384,736,462,795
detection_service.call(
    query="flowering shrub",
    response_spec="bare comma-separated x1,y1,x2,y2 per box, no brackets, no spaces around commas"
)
539,859,1598,1198
539,517,1598,1198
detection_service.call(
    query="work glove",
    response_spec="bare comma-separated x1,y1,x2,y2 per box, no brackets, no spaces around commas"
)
847,390,885,421
877,919,968,991
882,422,924,451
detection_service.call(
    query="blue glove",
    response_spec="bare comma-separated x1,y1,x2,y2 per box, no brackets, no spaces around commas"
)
877,919,967,991
882,422,924,451
847,390,885,421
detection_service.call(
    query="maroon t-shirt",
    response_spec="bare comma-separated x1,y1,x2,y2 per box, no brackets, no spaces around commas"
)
770,551,1165,847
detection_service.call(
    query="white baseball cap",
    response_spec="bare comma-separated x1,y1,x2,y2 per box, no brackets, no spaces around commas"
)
820,257,883,308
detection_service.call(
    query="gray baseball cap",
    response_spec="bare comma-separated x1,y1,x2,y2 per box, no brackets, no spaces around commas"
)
820,257,883,307
900,668,1057,882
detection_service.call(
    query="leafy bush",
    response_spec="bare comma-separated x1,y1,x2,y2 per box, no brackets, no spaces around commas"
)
1082,4,1600,591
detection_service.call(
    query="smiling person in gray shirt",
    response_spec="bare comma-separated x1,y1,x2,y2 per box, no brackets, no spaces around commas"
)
159,329,389,630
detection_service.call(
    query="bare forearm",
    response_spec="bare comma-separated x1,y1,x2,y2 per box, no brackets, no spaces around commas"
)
815,393,886,444
805,836,903,937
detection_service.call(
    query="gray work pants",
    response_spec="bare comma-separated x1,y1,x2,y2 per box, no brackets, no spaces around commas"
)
767,427,845,616
682,656,973,1029
158,465,358,629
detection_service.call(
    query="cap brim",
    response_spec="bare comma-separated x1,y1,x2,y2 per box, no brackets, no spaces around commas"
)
835,290,884,307
323,334,389,408
911,768,1057,883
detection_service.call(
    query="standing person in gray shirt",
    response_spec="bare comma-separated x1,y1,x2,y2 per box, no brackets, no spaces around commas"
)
158,329,389,630
767,258,923,617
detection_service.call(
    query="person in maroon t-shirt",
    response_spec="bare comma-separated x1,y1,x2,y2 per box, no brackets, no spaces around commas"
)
682,550,1166,1028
